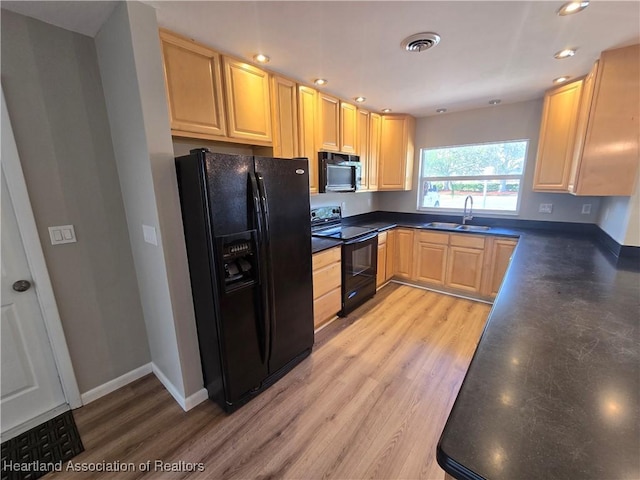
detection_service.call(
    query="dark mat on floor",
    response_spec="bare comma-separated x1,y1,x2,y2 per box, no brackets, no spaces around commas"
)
1,410,84,480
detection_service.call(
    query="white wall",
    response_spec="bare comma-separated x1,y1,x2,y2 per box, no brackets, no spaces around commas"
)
95,1,204,407
378,99,602,223
310,192,377,217
1,9,150,394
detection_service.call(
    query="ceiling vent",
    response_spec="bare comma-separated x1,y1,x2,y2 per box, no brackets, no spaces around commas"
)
401,32,441,53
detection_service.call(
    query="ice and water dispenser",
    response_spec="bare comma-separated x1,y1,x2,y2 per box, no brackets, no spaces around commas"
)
216,231,258,293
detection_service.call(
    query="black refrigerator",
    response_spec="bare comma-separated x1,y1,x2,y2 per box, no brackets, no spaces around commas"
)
175,149,314,412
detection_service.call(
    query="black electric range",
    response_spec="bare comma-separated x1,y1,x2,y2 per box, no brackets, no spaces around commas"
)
310,206,377,240
311,206,378,315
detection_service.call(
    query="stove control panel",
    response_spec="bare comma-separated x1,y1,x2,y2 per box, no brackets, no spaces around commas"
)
310,206,342,227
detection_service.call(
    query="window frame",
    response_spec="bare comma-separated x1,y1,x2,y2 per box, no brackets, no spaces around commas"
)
416,139,529,216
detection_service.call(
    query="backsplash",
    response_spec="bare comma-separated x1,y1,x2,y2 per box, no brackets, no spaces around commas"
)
310,192,377,217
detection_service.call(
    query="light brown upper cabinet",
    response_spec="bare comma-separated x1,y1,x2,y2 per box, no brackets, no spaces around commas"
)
533,80,583,192
317,93,340,152
160,29,227,139
270,75,299,158
379,114,416,191
533,44,639,196
569,44,639,195
357,109,370,190
222,57,272,144
368,113,382,191
298,85,319,194
340,102,357,154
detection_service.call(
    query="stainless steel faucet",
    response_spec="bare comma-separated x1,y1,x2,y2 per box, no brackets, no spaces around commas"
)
463,195,473,224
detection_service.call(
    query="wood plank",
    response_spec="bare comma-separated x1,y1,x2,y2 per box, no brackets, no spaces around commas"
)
50,285,489,480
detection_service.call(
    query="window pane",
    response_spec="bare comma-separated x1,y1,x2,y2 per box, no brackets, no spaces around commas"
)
420,180,520,211
422,140,527,177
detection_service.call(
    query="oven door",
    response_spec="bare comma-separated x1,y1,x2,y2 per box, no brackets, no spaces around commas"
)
342,232,378,315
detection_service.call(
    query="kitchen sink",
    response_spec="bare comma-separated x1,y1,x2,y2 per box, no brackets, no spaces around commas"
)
456,225,491,231
424,222,460,229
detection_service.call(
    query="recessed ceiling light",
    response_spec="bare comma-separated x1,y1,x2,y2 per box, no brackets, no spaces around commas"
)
253,53,270,64
557,1,589,16
382,108,392,113
354,97,366,103
554,48,577,59
314,78,328,86
436,108,447,113
489,99,501,105
553,76,571,84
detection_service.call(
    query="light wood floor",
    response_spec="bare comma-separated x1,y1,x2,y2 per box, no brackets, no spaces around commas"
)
50,284,490,480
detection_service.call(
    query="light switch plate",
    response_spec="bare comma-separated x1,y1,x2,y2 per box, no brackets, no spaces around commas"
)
142,224,158,246
48,225,77,245
538,203,553,214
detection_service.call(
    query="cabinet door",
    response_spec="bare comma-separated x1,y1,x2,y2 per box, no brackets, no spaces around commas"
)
379,115,415,191
357,109,370,190
223,58,272,143
271,75,298,158
446,246,484,293
533,80,583,192
413,231,449,285
160,30,226,138
572,44,640,195
394,228,414,279
318,93,340,152
385,228,396,280
377,243,387,287
414,242,448,285
368,113,381,191
483,239,517,297
298,86,319,194
340,102,357,154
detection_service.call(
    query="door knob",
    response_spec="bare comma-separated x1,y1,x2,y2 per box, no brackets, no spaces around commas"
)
12,280,31,292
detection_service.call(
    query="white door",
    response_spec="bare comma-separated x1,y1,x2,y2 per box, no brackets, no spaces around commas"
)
1,155,67,439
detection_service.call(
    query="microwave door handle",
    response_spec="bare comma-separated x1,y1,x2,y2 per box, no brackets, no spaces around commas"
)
255,172,275,362
249,172,270,364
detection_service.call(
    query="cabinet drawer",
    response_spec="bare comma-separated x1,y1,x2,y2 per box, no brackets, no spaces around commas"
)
415,230,449,245
450,233,485,249
313,261,341,299
378,231,387,245
313,286,341,328
312,246,341,271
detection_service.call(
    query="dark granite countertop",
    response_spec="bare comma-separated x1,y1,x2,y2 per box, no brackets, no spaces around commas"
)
341,212,640,480
311,237,343,254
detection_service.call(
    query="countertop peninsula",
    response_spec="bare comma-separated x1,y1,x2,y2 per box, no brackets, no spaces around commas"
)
338,212,639,480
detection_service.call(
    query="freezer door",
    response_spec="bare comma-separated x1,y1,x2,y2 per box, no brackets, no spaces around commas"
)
200,152,268,404
254,157,314,374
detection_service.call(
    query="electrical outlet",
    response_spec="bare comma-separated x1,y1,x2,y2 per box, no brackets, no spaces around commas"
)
581,204,592,215
539,203,553,214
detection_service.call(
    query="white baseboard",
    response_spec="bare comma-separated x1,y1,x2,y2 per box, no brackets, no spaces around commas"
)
80,363,152,405
151,363,208,412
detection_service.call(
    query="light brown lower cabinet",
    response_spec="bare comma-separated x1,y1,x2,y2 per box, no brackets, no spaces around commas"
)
394,228,415,279
376,231,388,287
481,238,518,297
413,231,448,285
384,228,517,300
312,246,342,328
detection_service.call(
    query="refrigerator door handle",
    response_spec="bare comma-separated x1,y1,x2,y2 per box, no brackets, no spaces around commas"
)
256,172,277,355
249,172,270,364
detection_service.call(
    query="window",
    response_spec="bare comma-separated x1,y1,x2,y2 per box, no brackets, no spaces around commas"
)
417,140,528,213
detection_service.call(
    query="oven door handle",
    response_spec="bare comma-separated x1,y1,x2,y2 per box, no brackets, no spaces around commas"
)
344,232,378,245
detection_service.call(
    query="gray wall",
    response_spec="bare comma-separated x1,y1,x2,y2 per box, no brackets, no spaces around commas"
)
96,1,204,400
597,167,640,246
1,10,150,394
310,192,377,217
378,99,603,223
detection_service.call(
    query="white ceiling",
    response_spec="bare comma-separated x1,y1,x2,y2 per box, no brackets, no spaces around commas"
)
3,1,639,117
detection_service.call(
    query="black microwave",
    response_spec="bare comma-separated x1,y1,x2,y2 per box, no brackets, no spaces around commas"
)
318,152,361,193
